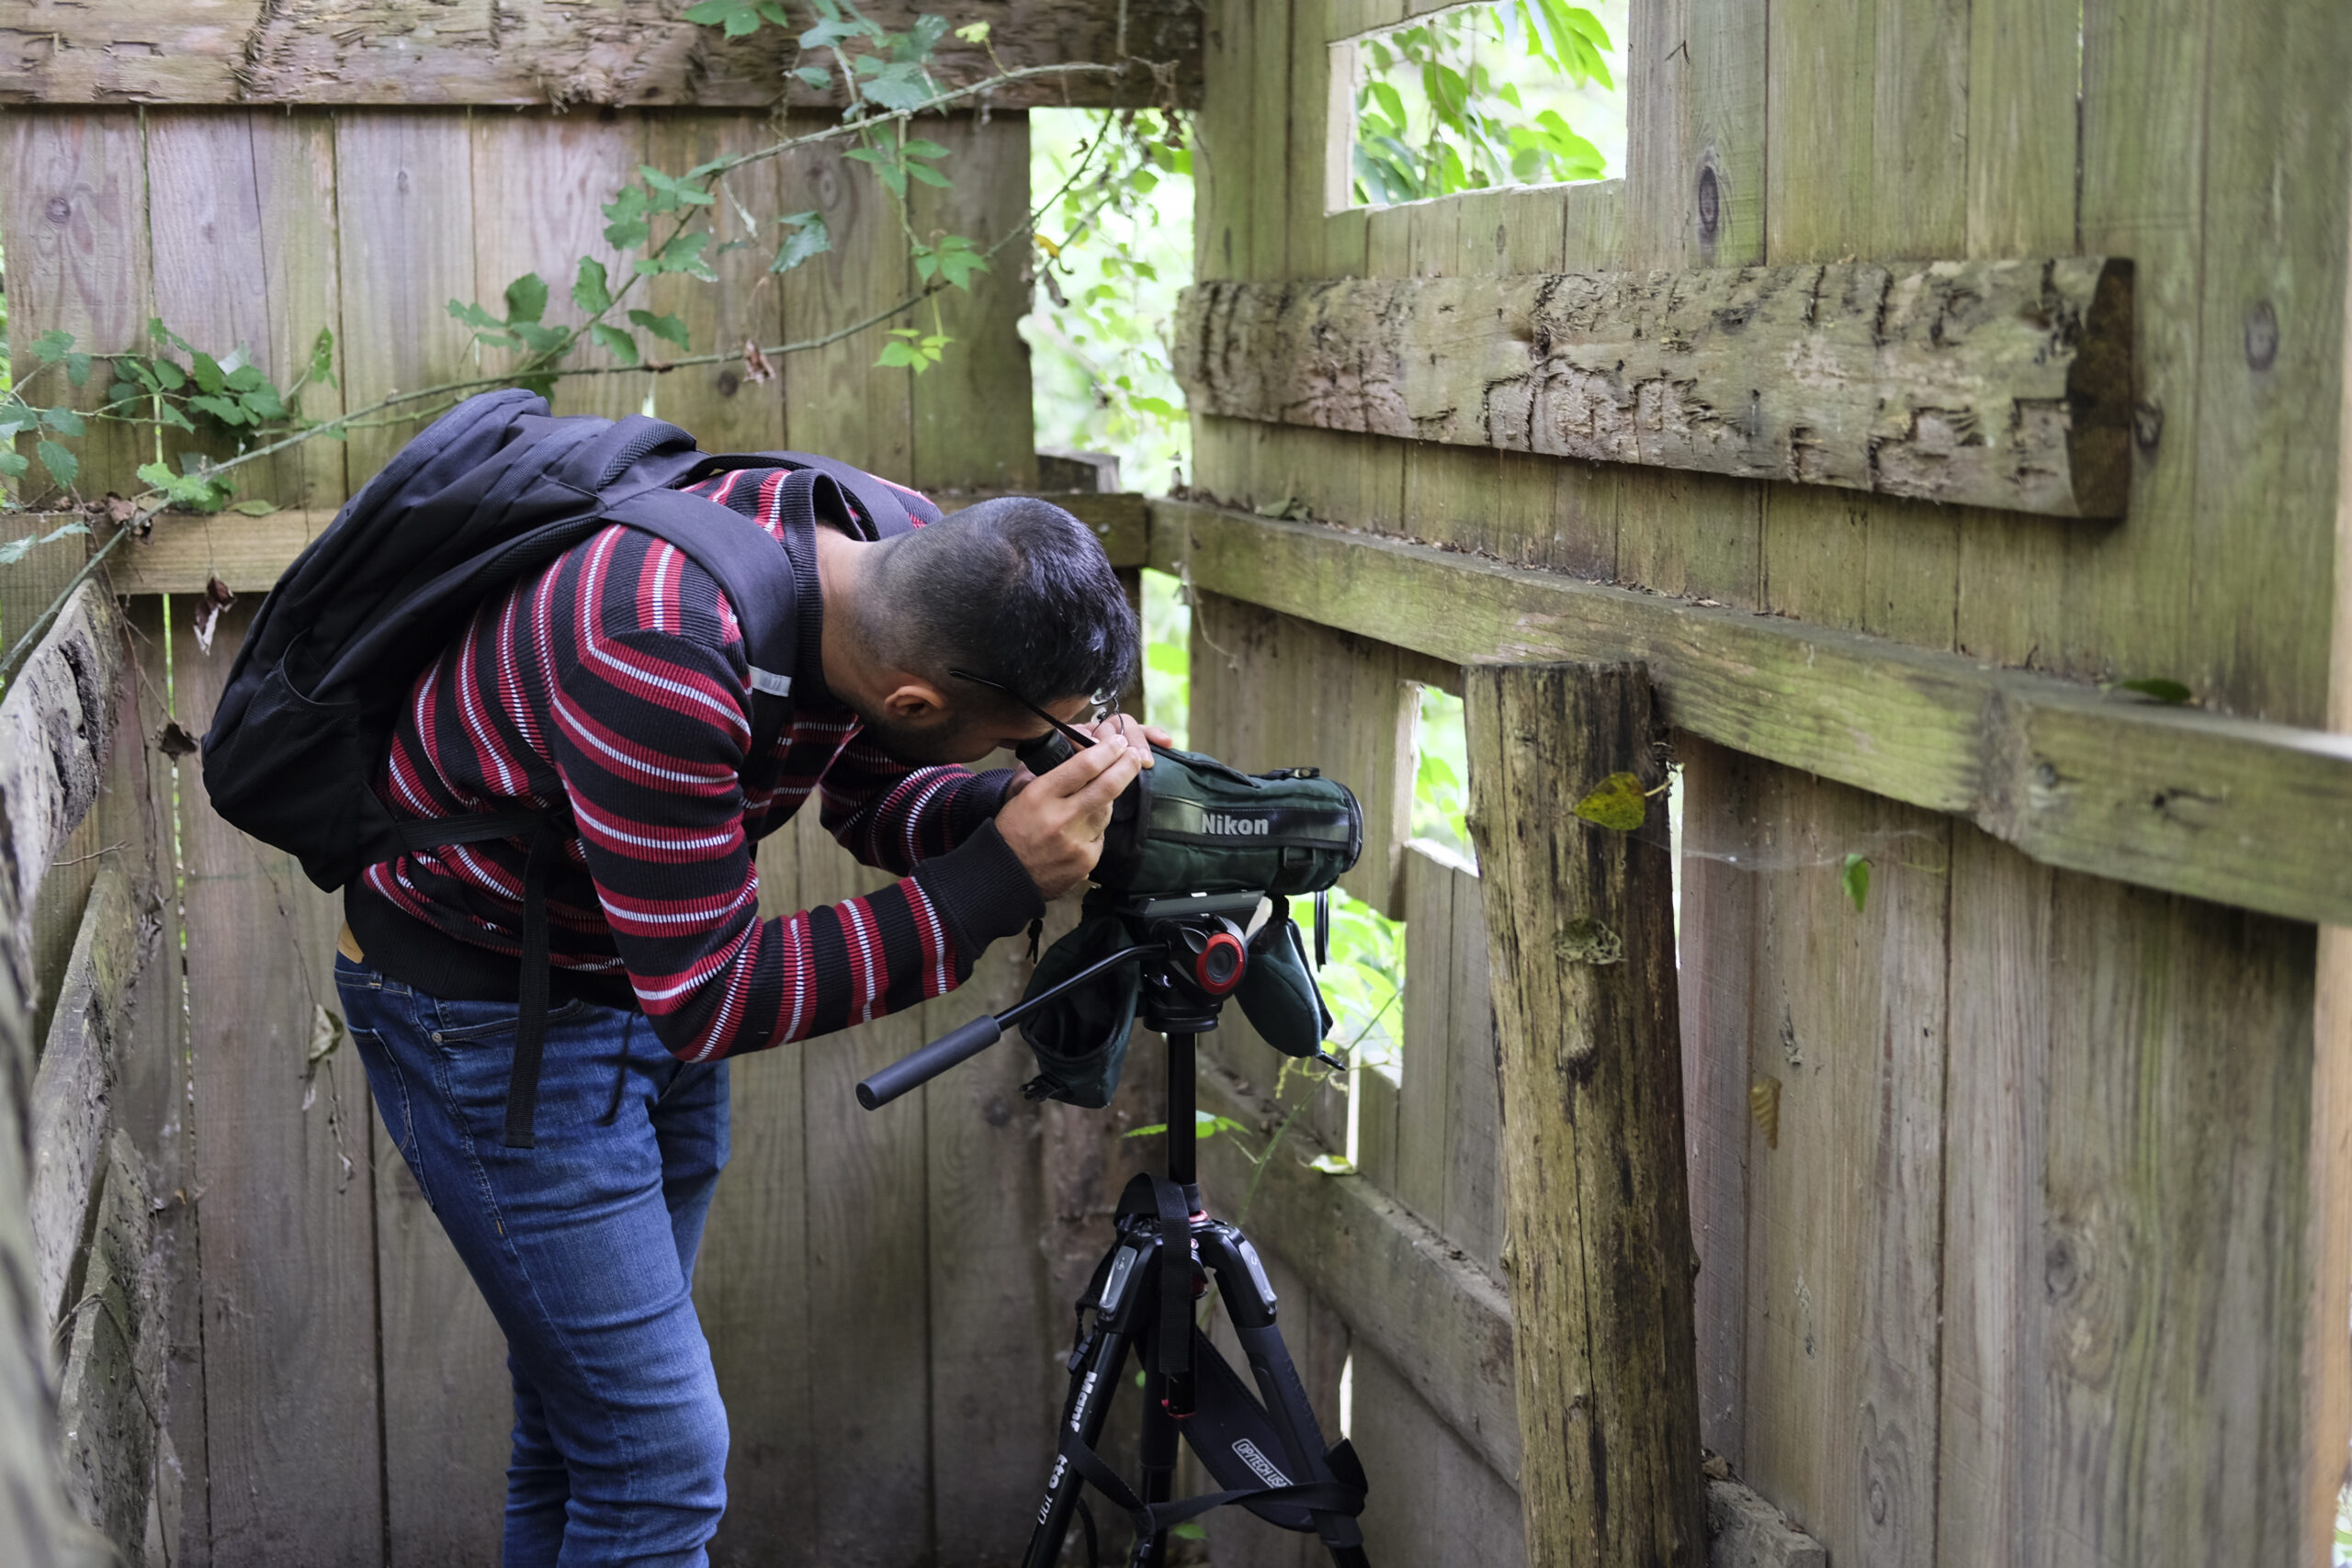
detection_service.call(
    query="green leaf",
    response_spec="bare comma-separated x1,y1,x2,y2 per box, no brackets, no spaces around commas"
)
901,137,950,160
627,310,692,350
64,352,92,388
954,20,990,42
190,352,227,396
29,328,73,364
1841,852,1871,914
2112,676,2193,705
38,406,85,437
1571,771,1647,831
229,499,278,516
1307,1153,1356,1175
602,186,652,251
35,438,78,490
447,298,507,333
902,159,953,188
504,272,549,326
187,393,250,426
682,0,770,37
589,323,640,367
0,451,28,479
771,211,831,274
571,256,614,316
792,65,832,90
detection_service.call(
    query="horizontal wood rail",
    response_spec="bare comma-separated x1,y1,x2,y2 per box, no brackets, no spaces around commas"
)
96,490,1150,596
1150,498,2352,928
1173,258,2133,517
0,1,1203,108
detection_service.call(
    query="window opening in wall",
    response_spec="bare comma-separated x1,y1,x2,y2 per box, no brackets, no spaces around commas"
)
1410,684,1474,866
1335,0,1629,210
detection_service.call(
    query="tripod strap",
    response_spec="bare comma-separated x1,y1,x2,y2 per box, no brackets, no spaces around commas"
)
1054,1425,1365,1540
1154,1178,1193,1389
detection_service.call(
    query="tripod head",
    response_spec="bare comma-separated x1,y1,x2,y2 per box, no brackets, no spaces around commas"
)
855,890,1271,1111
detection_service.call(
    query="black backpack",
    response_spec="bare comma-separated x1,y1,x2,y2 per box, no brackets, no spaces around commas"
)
200,387,936,1145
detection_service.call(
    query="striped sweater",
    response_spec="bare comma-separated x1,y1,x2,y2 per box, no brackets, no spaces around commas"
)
345,465,1045,1063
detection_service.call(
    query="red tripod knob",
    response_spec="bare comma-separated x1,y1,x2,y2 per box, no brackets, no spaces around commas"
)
1193,930,1246,996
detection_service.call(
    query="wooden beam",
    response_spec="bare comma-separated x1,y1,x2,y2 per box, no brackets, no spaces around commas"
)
1148,498,2352,928
100,490,1150,598
0,1,1203,108
1173,258,2133,517
1466,662,1706,1568
0,583,124,949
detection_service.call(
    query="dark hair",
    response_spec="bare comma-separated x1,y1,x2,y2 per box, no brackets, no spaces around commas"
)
857,496,1137,706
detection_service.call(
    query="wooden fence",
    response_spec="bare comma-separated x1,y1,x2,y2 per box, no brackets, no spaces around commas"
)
7,0,2352,1563
1165,0,2352,1564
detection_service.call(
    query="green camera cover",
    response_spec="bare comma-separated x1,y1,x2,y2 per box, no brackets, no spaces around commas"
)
1018,896,1331,1109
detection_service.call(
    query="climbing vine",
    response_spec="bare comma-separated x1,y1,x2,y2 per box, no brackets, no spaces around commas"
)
0,0,1189,674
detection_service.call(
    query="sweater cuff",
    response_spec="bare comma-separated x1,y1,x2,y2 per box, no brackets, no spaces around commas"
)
950,767,1018,837
911,817,1046,959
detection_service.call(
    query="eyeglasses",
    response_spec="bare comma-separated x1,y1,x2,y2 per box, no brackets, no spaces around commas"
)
947,668,1111,753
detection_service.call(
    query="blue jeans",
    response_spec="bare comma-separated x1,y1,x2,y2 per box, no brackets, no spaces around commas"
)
336,956,732,1567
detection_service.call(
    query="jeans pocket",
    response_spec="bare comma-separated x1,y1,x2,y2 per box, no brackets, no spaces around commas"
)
424,993,592,1043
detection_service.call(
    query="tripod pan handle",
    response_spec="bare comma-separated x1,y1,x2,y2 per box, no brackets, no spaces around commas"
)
856,1013,1005,1110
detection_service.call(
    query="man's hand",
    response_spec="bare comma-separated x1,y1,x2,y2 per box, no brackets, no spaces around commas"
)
997,737,1147,900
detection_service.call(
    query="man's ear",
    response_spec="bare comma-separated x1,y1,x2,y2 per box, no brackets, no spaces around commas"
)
880,678,953,722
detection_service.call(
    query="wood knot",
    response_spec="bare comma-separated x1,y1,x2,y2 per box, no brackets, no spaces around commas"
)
1695,164,1720,241
2244,300,2278,371
44,196,70,225
1556,918,1622,966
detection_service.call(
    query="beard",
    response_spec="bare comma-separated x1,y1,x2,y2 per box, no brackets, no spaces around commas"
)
848,705,986,767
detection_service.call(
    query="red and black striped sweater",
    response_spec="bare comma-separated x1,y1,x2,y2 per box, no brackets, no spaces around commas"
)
345,465,1046,1064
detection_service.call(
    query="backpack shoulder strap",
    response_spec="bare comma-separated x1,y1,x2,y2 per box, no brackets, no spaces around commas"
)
682,450,941,536
603,484,803,760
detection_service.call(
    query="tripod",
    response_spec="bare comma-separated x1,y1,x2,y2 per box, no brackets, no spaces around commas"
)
857,894,1371,1567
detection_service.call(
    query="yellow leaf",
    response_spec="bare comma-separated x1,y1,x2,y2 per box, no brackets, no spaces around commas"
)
1572,771,1646,831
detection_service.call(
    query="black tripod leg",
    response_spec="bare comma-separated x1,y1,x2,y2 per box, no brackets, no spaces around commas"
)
1024,1312,1140,1568
1201,1229,1370,1567
1128,1366,1181,1566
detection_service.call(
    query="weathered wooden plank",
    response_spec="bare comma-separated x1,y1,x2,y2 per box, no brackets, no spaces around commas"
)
54,1134,163,1560
790,811,933,1567
370,1104,507,1568
1440,858,1502,1277
1933,826,2052,1568
646,113,788,458
0,109,153,501
2038,875,2314,1565
909,113,1037,496
0,619,135,1568
1173,259,2135,518
28,861,150,1330
1393,844,1456,1228
1351,1348,1527,1568
779,134,912,482
1148,499,2352,929
922,943,1053,1567
175,599,384,1564
1728,772,1948,1567
144,110,348,513
469,109,647,424
119,598,205,1568
699,826,817,1568
0,2,1203,107
1675,738,1758,1471
332,110,479,491
1705,1476,1828,1568
1617,0,1766,605
96,488,1148,599
0,583,123,942
1193,1053,1521,1487
1466,662,1704,1568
